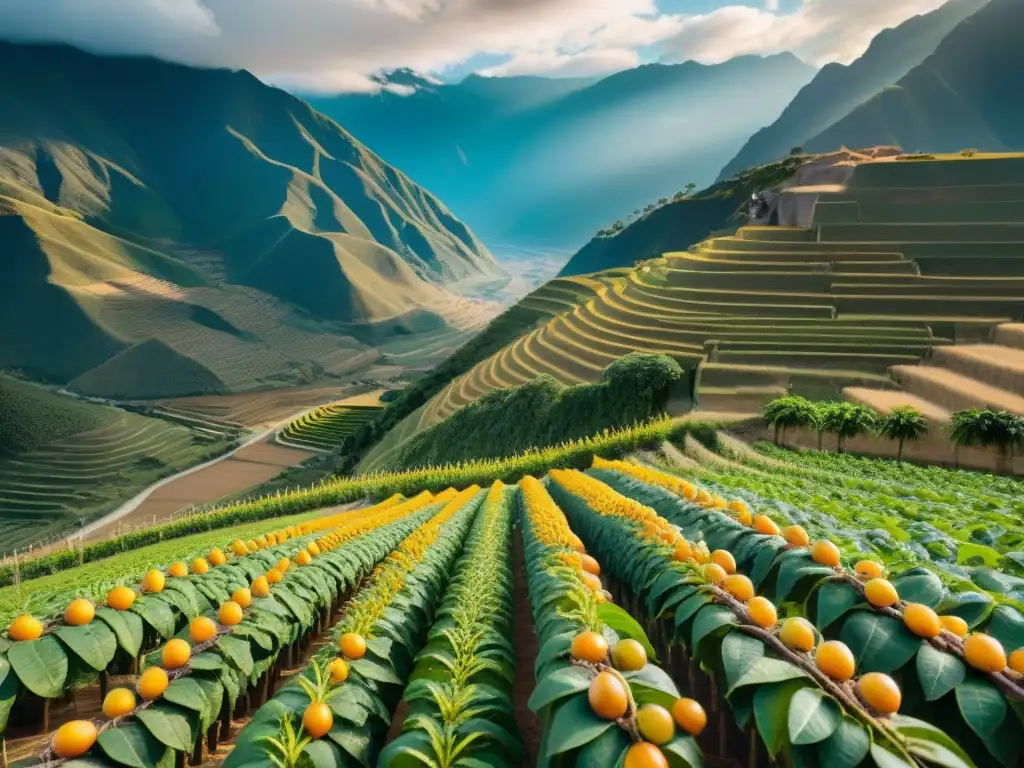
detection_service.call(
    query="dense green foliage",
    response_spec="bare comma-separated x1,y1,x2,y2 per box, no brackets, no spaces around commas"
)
876,405,931,461
0,375,115,456
948,409,1024,469
391,354,684,468
762,395,819,445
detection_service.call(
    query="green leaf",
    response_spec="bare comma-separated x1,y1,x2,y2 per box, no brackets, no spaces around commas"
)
329,722,373,767
788,688,840,745
985,605,1024,652
624,664,681,710
162,677,209,714
955,677,1007,741
839,612,918,673
815,581,860,630
135,702,198,752
351,657,402,685
217,635,255,676
54,622,117,672
728,657,806,695
663,734,704,768
817,718,870,768
597,602,657,661
690,606,737,651
574,726,629,766
97,722,169,768
892,716,977,768
8,635,68,697
754,679,808,756
95,607,144,656
891,568,944,608
915,642,965,701
721,632,764,691
545,693,615,756
130,597,177,639
303,739,347,768
528,667,592,713
870,743,916,768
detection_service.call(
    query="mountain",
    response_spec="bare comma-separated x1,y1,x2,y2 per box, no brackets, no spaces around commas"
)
309,55,816,247
0,42,502,396
718,0,986,182
805,0,1023,154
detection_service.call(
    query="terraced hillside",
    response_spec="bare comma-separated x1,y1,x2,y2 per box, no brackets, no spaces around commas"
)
278,403,383,452
363,154,1024,469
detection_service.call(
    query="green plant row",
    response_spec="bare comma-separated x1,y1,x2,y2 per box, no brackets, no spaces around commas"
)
593,468,1024,767
379,482,524,767
520,476,704,768
224,487,484,768
15,496,445,765
547,472,974,768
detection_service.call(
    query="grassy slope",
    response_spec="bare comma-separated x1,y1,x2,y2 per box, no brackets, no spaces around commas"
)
0,375,117,457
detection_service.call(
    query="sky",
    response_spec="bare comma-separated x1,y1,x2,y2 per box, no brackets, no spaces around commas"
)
0,0,957,93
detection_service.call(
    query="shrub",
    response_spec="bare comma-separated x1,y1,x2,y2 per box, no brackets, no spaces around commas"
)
876,405,929,462
762,395,818,446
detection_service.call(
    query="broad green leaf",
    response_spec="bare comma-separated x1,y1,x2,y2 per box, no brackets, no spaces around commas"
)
135,702,198,752
663,734,704,768
870,743,916,768
95,607,144,656
625,664,681,710
574,726,629,766
8,635,68,698
545,694,615,756
817,718,870,768
985,605,1024,652
329,722,373,767
162,677,209,714
351,657,402,685
728,657,807,695
754,679,808,756
528,667,591,713
597,602,657,661
54,622,117,671
915,643,965,701
955,677,1007,741
839,612,919,673
217,635,255,676
690,606,737,651
892,716,977,768
891,568,944,608
788,688,840,745
97,722,169,768
721,632,764,690
816,581,860,630
130,598,176,639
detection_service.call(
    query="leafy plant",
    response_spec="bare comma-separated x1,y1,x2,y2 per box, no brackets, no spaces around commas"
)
818,402,877,453
948,409,1024,473
876,406,929,462
762,396,819,445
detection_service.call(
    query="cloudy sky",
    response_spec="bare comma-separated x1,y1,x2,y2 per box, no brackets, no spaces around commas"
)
0,0,956,92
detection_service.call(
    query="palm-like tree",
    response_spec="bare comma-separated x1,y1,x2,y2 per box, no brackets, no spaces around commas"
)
876,406,929,462
948,409,1024,472
818,402,877,453
762,396,819,446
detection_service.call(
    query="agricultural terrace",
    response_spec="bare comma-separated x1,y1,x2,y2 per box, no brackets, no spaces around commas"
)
1,444,1021,767
278,403,383,452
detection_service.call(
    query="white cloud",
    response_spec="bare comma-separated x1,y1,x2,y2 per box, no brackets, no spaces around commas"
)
479,48,641,78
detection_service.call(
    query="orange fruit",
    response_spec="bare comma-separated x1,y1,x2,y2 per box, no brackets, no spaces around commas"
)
255,536,268,549
940,615,969,638
189,616,218,643
340,633,367,660
65,599,95,626
854,560,883,580
581,555,601,575
137,666,169,700
167,561,189,578
964,633,1007,674
571,631,609,664
231,588,253,609
569,535,585,554
810,540,841,568
329,657,350,684
141,569,165,593
611,639,647,671
903,603,940,639
581,572,603,593
588,671,628,720
190,558,209,575
636,704,675,745
302,701,333,739
207,548,227,567
1008,649,1024,674
218,601,243,626
245,540,258,552
864,579,899,608
624,743,669,768
307,543,321,557
162,638,192,670
51,720,97,758
8,614,43,641
107,586,136,611
753,515,781,537
266,568,283,584
296,550,312,567
783,525,809,548
102,687,137,718
231,540,248,557
711,550,736,575
251,575,270,598
746,596,777,629
673,540,692,562
703,563,728,586
723,574,754,602
856,672,901,715
671,697,707,736
779,617,816,653
815,641,856,682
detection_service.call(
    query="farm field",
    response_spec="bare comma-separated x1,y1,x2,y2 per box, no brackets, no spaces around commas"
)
2,436,1022,768
278,397,384,453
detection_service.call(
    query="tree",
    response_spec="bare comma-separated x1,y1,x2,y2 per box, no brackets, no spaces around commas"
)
790,146,806,155
685,182,697,196
762,396,818,446
948,409,1024,472
819,402,876,453
876,406,929,462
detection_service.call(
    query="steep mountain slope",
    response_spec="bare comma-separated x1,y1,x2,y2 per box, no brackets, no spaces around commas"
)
718,0,986,182
806,0,1023,153
312,55,816,246
0,42,503,396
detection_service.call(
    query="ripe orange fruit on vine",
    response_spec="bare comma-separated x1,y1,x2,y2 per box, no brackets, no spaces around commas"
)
903,603,940,639
1009,649,1024,674
231,588,252,609
723,574,754,602
810,540,841,568
107,586,136,611
266,568,283,584
255,536,268,548
251,575,270,598
702,562,728,586
864,578,899,608
588,671,628,720
636,704,675,745
854,560,883,580
582,572,603,593
137,666,169,700
329,658,350,684
142,569,165,593
51,720,97,758
189,616,218,643
167,561,188,578
783,525,809,548
711,549,736,575
746,596,777,629
940,615,968,637
671,697,707,736
65,599,95,626
856,672,901,715
277,558,290,573
162,638,192,669
340,632,367,660
218,601,244,626
815,641,856,682
302,701,333,739
964,633,1007,673
296,550,312,567
231,540,248,557
307,542,321,557
624,742,668,768
8,615,43,641
571,631,609,663
581,555,601,575
753,515,781,537
611,639,647,671
190,558,209,575
673,540,692,562
245,540,258,552
207,548,227,567
779,617,816,652
102,687,136,718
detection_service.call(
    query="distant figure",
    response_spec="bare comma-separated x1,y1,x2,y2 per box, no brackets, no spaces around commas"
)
750,192,770,221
